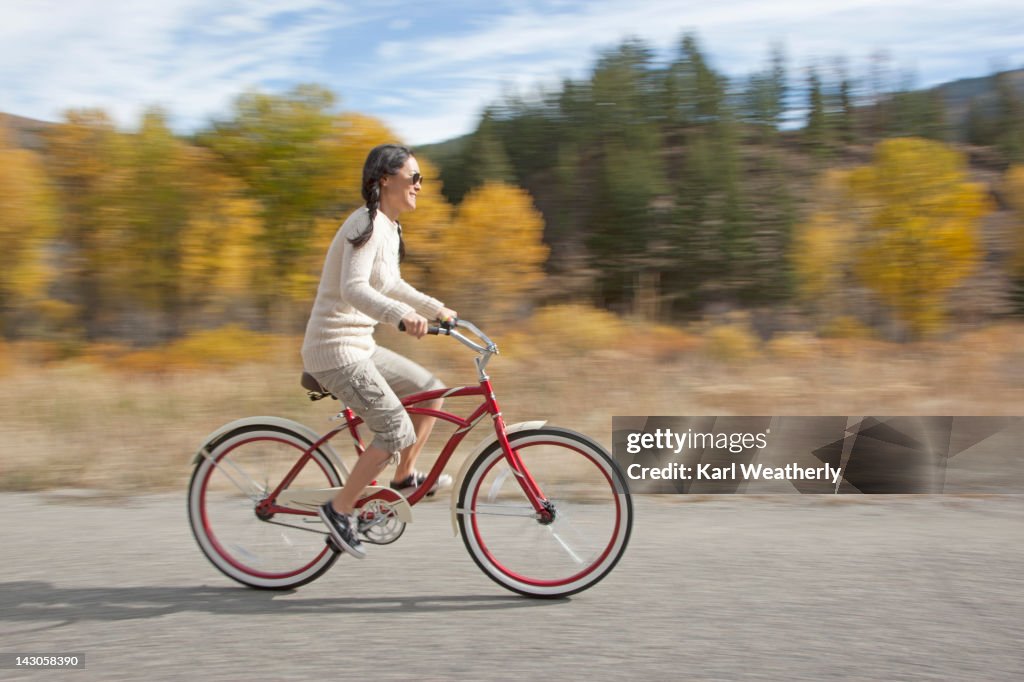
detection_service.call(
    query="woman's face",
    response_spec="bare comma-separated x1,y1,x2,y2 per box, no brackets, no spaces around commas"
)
380,156,422,216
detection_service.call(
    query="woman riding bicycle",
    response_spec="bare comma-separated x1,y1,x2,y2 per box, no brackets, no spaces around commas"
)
301,143,457,559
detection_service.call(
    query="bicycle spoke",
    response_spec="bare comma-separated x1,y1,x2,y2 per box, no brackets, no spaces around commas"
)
545,525,585,564
199,447,264,500
261,519,329,536
459,503,537,518
485,466,513,501
228,543,263,566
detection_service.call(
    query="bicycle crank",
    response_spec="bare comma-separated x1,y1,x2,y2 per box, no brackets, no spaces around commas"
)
357,498,407,545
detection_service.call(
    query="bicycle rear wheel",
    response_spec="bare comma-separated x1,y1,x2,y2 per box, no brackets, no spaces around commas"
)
188,424,342,589
457,427,632,598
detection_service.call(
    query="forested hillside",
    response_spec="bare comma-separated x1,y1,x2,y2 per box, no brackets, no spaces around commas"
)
2,34,1024,351
421,37,1024,334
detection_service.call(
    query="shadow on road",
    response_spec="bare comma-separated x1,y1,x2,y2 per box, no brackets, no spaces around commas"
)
0,581,566,627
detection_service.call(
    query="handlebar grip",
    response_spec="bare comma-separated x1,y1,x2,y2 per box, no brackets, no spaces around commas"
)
398,321,440,335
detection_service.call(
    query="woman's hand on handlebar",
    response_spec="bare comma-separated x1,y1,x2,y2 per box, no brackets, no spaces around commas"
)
399,308,459,337
439,307,458,328
400,311,429,338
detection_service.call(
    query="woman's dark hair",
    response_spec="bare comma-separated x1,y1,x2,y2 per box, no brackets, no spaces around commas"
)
349,143,411,261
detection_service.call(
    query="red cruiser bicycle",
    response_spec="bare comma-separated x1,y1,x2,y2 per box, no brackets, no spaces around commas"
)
187,320,633,598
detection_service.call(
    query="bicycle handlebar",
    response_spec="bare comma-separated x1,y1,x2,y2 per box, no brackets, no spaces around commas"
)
397,318,497,357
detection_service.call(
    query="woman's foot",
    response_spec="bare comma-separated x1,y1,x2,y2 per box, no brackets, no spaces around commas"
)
390,471,453,497
318,502,366,559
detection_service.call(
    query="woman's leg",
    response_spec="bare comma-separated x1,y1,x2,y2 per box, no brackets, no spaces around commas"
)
331,401,442,512
332,444,392,514
370,346,447,484
394,397,443,482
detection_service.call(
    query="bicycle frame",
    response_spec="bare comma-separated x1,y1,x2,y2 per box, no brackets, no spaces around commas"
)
254,329,550,522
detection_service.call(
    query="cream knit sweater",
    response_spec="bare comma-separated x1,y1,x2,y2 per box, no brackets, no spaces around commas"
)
301,207,445,371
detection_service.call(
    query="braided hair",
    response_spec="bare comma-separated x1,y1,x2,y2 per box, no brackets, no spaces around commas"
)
349,143,410,262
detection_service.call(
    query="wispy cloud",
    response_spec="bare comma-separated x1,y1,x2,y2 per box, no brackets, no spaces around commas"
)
1,1,1022,144
0,0,366,128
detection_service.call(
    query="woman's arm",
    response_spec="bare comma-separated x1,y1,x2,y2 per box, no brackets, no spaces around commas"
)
386,278,446,321
341,233,415,326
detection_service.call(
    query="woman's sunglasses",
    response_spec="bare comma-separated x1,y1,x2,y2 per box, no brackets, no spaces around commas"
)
387,171,423,186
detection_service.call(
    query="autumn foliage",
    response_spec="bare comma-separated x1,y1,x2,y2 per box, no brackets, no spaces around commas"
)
0,91,556,348
0,85,1014,358
793,138,991,338
410,181,549,323
0,125,57,335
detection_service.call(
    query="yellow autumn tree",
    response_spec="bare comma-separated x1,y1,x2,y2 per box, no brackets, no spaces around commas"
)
44,109,128,338
46,109,268,337
178,147,265,321
794,138,990,338
199,87,372,329
0,124,59,334
848,138,990,337
418,182,548,323
105,109,272,336
791,169,857,322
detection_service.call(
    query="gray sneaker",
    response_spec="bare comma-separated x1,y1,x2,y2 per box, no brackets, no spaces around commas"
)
318,502,366,559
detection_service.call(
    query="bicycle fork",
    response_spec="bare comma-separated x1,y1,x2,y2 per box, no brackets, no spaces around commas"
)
486,384,554,523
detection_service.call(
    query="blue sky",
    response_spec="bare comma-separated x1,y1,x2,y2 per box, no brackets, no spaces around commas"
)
2,0,1022,145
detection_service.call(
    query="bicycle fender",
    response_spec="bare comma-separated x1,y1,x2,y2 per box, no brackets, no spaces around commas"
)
449,420,547,535
192,415,349,479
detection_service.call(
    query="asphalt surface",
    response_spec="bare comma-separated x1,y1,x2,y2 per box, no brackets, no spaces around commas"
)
1,492,1022,681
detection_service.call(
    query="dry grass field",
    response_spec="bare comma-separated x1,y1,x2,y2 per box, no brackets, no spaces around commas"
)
2,321,1024,492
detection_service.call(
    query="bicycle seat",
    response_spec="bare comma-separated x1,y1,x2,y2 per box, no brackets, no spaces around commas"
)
301,372,335,401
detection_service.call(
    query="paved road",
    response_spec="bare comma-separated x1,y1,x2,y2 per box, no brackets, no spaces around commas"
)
1,492,1022,681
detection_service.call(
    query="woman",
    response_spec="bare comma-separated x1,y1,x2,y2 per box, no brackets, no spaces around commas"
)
302,143,457,559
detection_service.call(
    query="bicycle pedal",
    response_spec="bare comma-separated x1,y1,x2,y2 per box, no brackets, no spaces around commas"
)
325,536,342,553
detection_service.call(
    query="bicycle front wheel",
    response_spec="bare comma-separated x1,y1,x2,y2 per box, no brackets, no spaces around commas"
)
457,427,633,598
188,424,342,590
